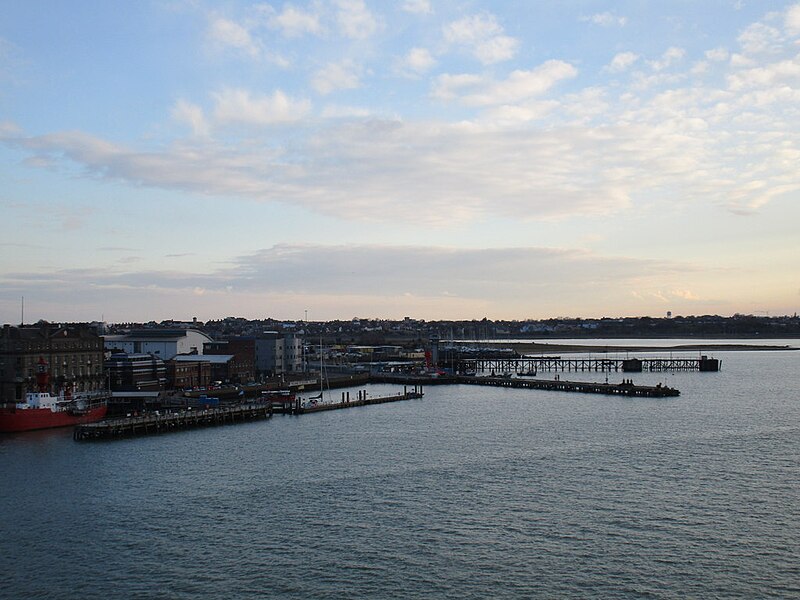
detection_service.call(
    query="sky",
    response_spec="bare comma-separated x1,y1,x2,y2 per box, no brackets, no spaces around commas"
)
1,0,799,323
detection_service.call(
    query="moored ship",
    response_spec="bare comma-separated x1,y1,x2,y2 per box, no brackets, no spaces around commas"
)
0,355,108,433
0,391,108,432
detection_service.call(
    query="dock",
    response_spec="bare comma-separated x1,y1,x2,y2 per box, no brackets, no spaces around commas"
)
73,402,273,441
455,375,679,397
74,388,425,441
296,388,424,414
461,355,720,373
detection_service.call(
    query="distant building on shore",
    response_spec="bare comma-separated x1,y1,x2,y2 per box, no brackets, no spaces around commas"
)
103,329,212,360
0,323,105,402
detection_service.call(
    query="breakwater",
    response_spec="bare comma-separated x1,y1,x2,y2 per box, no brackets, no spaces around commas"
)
462,355,720,373
372,374,679,397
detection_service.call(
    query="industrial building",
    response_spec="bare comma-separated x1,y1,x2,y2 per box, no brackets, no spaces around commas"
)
103,329,212,360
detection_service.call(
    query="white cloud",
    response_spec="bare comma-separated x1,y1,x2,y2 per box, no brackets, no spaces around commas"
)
311,60,363,95
474,35,519,65
212,88,311,125
402,0,432,15
706,47,729,62
321,104,373,119
171,100,209,136
434,60,578,106
268,5,323,37
208,16,260,58
334,0,381,39
443,13,502,44
431,73,485,101
606,52,639,73
737,22,782,55
730,52,757,68
787,3,800,36
399,47,437,75
443,13,519,64
727,55,800,90
581,12,627,27
648,47,686,71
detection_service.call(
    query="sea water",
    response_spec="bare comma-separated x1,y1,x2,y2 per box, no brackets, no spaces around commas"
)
1,346,798,598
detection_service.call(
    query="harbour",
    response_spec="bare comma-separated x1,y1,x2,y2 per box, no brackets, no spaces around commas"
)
2,346,799,599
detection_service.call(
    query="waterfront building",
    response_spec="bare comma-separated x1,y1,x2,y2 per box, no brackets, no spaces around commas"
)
0,323,105,402
105,353,167,392
166,358,211,390
204,338,256,383
172,354,235,384
254,332,303,378
103,329,212,360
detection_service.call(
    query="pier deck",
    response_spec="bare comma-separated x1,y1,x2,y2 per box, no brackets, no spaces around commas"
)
298,389,423,414
74,388,425,441
455,375,679,397
463,356,719,373
73,402,273,441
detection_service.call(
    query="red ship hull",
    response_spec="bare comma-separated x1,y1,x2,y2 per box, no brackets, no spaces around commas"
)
0,404,107,433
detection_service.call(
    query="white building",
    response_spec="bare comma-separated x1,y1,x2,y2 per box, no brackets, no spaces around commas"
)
104,329,212,360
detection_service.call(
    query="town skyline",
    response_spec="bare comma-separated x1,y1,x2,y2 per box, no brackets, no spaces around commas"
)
2,1,799,323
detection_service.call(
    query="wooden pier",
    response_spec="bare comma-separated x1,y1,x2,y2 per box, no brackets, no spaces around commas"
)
455,375,679,397
73,402,273,441
462,355,720,374
297,388,424,414
74,388,425,441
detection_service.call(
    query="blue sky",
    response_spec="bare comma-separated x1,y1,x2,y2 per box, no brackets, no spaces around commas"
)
1,0,799,323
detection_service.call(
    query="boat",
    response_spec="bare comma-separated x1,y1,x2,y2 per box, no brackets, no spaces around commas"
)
0,391,108,432
0,356,108,433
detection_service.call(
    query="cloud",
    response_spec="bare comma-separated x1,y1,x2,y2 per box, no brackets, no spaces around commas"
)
443,13,519,64
606,52,639,73
311,60,363,95
212,88,312,125
5,4,800,227
0,244,696,320
267,4,323,37
787,3,800,36
726,55,800,91
647,47,685,71
208,16,260,58
398,47,436,75
705,47,729,62
737,22,782,55
580,12,628,27
171,99,209,136
433,60,577,106
402,0,432,15
334,0,381,39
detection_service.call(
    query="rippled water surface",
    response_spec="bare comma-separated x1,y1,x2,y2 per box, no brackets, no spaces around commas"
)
2,349,799,598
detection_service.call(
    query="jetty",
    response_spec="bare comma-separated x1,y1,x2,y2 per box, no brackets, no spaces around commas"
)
73,388,424,441
461,355,720,373
74,402,273,441
455,375,679,397
296,387,423,414
372,374,679,397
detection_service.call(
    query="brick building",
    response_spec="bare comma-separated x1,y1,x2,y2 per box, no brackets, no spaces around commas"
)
0,323,105,402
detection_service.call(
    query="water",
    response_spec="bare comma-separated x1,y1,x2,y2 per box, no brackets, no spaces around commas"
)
2,347,799,598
